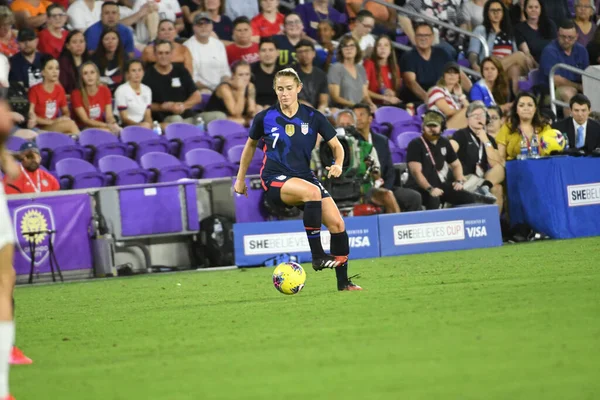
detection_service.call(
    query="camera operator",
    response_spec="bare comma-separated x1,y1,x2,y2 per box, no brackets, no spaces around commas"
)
350,104,423,212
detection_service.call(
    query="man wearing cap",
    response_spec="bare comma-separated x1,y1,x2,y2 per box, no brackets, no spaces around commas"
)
405,110,478,210
8,28,48,89
184,12,231,93
450,101,504,211
2,142,59,195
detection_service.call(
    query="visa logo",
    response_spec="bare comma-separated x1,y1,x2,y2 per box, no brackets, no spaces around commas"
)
349,236,370,247
466,226,487,237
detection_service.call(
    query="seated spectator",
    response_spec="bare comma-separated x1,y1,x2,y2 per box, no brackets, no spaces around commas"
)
132,0,183,45
346,0,395,33
400,23,469,104
58,30,89,96
352,103,423,212
314,19,337,72
552,93,600,152
402,0,466,59
468,0,535,96
540,20,589,117
38,4,68,59
67,0,139,33
496,91,552,161
204,60,255,126
427,62,469,130
350,10,375,59
225,0,258,21
0,6,19,57
405,110,477,210
9,28,47,89
143,40,202,125
574,0,596,47
469,56,511,113
461,0,485,31
363,35,401,106
28,58,79,134
72,61,121,134
486,105,505,138
142,19,193,76
3,142,59,194
328,35,376,111
184,12,231,93
90,28,129,94
294,39,329,113
10,0,50,30
226,17,259,65
115,60,152,129
251,38,278,111
514,0,557,63
273,13,304,68
251,0,284,41
295,0,347,41
450,101,504,210
85,2,135,58
202,0,233,42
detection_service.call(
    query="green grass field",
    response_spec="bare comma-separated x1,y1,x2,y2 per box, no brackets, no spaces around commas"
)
11,237,600,400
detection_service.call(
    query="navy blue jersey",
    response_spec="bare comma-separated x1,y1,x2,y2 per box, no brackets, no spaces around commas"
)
249,103,337,179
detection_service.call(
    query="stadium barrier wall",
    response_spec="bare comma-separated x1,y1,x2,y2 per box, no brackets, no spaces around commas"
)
233,205,502,266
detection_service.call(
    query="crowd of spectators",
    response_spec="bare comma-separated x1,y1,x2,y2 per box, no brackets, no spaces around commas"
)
1,0,600,240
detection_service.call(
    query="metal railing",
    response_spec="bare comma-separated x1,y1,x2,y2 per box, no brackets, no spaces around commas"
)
549,63,600,115
361,0,490,58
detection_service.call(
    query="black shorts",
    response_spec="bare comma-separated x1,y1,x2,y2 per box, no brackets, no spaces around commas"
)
262,174,331,210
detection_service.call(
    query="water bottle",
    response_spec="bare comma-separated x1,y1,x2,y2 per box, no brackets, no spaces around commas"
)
517,136,529,160
212,218,224,247
153,121,162,136
401,171,409,185
195,115,205,131
530,135,540,159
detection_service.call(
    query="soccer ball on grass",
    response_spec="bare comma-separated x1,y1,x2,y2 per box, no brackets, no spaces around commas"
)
272,262,306,295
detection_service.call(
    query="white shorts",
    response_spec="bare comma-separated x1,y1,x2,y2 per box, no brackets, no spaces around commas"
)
0,183,15,250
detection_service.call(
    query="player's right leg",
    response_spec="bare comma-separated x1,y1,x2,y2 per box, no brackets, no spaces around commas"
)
0,243,15,400
273,178,345,270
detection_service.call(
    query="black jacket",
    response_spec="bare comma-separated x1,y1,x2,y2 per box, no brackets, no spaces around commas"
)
370,132,395,190
552,117,600,153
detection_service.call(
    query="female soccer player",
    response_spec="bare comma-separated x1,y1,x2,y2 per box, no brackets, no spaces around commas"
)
0,100,18,400
233,68,362,291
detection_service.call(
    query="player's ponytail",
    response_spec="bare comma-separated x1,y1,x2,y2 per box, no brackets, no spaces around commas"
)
273,68,302,88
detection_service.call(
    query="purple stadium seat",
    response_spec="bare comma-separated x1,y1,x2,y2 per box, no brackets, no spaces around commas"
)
164,123,213,159
234,178,269,223
184,148,235,178
388,139,404,164
120,126,169,161
416,104,427,118
36,132,86,170
140,152,192,183
227,145,264,175
6,136,27,153
98,155,151,186
79,129,128,166
395,131,422,163
55,158,106,189
443,129,457,138
206,119,248,152
374,106,413,126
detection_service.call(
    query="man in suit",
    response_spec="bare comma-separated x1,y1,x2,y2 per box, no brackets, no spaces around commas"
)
552,94,600,153
351,104,422,212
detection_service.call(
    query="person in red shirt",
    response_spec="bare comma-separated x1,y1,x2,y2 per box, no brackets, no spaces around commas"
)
28,57,79,134
3,142,60,194
37,4,68,59
251,0,284,41
226,17,259,66
72,61,121,134
363,35,402,106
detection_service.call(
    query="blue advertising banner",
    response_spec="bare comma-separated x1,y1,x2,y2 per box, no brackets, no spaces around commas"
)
8,194,94,276
234,216,380,266
506,157,600,239
378,205,502,257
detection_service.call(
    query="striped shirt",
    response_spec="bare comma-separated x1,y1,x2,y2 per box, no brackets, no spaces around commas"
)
427,85,461,112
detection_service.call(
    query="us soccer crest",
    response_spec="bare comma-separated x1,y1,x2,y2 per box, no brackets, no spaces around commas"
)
285,124,295,136
301,123,309,135
441,147,447,156
12,205,56,266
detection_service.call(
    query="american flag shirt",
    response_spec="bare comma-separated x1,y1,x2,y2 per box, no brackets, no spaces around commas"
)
492,31,514,59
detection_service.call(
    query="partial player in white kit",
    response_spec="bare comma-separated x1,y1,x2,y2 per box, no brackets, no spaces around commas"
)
0,100,19,400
